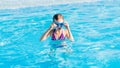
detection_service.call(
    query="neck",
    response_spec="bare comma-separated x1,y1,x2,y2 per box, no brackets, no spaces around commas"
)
55,28,62,33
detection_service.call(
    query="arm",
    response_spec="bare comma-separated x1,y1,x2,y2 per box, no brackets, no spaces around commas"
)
40,23,56,41
64,23,74,41
40,27,52,41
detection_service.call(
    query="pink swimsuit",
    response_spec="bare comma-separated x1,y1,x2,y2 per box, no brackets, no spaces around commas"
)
52,29,65,40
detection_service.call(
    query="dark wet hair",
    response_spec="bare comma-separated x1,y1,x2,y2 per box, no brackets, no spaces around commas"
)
53,13,64,22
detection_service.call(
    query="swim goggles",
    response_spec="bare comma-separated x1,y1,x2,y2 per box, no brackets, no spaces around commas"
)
54,22,64,28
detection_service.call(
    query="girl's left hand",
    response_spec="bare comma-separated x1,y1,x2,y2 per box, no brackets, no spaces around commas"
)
64,23,69,28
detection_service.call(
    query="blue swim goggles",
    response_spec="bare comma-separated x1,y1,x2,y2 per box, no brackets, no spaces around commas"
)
54,22,64,28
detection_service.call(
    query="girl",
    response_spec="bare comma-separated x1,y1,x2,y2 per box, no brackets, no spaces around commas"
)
40,13,74,47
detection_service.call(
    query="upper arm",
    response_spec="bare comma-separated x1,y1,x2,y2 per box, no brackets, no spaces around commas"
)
40,29,53,41
64,29,74,41
49,30,53,37
64,29,69,38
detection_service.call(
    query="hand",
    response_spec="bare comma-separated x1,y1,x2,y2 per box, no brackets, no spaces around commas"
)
50,23,57,30
64,23,69,29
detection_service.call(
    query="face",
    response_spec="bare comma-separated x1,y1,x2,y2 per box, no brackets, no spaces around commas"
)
57,15,63,22
53,14,64,29
58,15,63,19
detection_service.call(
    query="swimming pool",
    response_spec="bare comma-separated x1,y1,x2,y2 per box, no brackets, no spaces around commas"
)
0,0,120,68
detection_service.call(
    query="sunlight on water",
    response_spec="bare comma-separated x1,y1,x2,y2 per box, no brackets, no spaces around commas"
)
0,0,99,9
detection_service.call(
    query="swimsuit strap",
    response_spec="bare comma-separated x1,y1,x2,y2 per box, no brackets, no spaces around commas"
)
52,29,56,40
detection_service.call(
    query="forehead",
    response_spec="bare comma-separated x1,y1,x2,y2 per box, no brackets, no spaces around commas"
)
58,15,62,17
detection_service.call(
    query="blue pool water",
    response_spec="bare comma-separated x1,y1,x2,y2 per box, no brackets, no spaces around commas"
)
0,0,120,68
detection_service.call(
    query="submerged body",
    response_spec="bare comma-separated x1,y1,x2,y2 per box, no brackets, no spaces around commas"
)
50,28,67,48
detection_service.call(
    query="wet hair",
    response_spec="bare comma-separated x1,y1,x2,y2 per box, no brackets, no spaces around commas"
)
53,13,64,22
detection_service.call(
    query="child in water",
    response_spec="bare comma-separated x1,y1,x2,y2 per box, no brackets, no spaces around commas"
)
40,13,74,46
